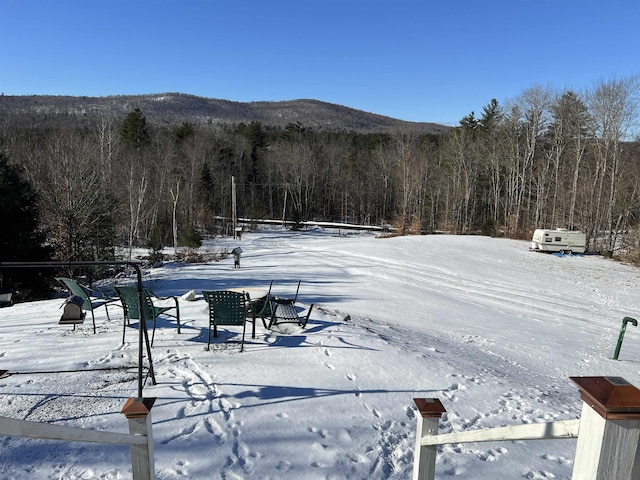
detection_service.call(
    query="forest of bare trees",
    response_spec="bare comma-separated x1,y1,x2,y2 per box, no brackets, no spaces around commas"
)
1,76,639,265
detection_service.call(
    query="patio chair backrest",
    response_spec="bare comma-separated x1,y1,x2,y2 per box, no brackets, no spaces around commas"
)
114,285,154,320
249,280,273,318
55,277,91,311
203,290,248,326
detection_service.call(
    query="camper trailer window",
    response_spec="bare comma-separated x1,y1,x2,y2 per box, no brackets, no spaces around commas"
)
545,238,552,242
555,236,561,241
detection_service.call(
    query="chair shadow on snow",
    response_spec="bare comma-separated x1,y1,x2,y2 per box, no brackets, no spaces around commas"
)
179,315,371,353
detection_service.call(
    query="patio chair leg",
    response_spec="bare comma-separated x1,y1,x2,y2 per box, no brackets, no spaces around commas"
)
175,300,181,334
301,304,314,328
150,318,157,347
268,303,278,330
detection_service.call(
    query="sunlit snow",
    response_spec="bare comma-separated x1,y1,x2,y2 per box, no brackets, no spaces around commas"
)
1,228,639,479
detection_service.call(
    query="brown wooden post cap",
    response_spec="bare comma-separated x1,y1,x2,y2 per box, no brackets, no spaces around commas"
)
413,398,447,418
121,397,157,419
570,376,640,420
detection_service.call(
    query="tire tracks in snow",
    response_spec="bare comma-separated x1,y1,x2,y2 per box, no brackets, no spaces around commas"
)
289,238,615,332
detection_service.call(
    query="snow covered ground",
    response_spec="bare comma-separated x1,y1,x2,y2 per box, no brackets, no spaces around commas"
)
1,228,640,479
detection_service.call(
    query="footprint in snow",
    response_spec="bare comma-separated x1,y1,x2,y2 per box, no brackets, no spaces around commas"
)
524,470,557,479
477,446,508,462
445,465,465,475
442,383,467,401
405,405,416,419
308,426,330,438
541,453,572,465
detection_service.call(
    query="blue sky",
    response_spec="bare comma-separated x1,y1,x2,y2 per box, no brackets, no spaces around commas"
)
1,1,638,125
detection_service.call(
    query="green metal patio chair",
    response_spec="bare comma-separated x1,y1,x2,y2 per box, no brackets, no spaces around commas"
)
114,285,180,346
55,276,120,333
267,280,314,329
269,299,314,329
203,290,254,352
247,280,274,329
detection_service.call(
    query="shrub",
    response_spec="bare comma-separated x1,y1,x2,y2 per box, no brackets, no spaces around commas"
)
178,224,203,249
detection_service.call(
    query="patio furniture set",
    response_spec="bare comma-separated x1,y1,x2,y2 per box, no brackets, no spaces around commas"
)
55,277,314,352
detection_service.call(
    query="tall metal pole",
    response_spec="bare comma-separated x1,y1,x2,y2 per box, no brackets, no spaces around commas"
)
231,176,237,239
282,188,288,227
132,262,156,396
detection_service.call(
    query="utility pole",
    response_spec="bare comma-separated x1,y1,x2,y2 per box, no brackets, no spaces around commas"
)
231,176,237,239
282,188,288,227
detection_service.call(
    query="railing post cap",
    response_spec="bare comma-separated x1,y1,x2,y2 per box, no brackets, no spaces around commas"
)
570,376,640,419
413,397,447,418
121,397,157,419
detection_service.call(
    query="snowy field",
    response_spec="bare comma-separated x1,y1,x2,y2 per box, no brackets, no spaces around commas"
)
1,228,640,479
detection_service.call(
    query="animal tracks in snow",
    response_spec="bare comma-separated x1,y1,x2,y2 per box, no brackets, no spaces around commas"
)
153,350,261,479
435,373,578,478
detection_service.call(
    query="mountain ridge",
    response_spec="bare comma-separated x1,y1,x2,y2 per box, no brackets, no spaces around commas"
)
0,92,449,134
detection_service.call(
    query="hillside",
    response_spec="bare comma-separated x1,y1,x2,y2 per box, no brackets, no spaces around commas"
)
0,93,449,134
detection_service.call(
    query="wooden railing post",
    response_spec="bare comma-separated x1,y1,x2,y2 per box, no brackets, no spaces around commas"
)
413,398,446,480
121,397,157,480
570,376,640,480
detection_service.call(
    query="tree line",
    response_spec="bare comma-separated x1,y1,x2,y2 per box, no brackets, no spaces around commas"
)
1,76,639,276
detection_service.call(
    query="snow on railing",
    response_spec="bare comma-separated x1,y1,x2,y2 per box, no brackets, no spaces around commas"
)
412,376,640,480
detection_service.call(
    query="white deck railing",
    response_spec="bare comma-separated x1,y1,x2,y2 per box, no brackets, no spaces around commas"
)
0,397,156,480
413,376,640,480
420,417,580,446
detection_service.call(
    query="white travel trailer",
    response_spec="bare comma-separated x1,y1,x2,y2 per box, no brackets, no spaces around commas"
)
530,228,586,254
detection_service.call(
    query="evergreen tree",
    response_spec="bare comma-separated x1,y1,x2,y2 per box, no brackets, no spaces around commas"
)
0,153,52,299
174,122,195,143
178,224,203,249
120,108,151,147
479,99,503,130
237,121,269,183
459,111,479,130
196,162,216,229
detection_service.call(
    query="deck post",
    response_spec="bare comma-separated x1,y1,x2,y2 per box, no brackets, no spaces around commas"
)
121,397,157,480
412,398,446,480
570,376,640,480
